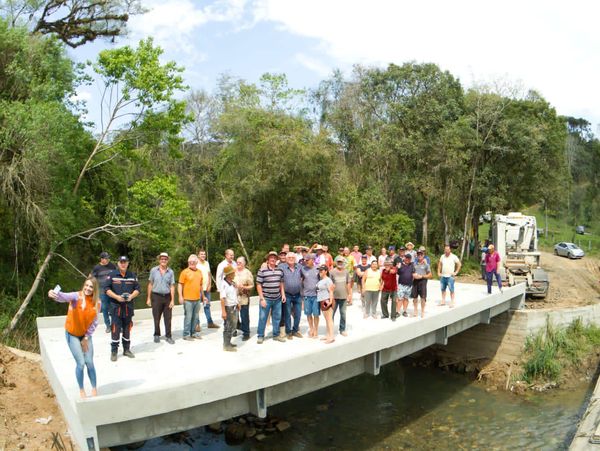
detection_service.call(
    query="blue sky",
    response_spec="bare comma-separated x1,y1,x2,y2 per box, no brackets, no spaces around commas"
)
70,0,600,133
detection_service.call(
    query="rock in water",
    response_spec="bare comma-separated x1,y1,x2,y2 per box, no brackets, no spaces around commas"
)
207,422,222,433
224,423,247,445
255,433,268,442
276,421,291,432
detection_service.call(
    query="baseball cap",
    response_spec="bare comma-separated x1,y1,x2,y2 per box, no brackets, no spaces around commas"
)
335,256,345,264
99,251,110,259
266,251,278,258
118,256,129,262
317,265,328,271
304,253,315,260
399,246,406,250
418,246,426,252
404,253,412,260
388,245,396,251
159,252,169,258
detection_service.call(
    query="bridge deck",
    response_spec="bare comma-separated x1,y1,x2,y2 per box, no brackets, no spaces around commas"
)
37,281,525,451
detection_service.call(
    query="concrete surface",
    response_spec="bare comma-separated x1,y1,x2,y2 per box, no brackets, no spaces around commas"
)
37,281,525,451
570,372,600,450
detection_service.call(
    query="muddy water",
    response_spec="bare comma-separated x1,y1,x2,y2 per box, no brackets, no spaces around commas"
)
116,361,592,450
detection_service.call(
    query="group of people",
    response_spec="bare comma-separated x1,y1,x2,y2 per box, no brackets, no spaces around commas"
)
48,241,506,397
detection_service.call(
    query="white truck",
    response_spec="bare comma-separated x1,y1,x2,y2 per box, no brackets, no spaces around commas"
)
490,212,549,298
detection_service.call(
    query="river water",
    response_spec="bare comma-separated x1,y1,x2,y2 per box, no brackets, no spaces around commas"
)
115,361,592,450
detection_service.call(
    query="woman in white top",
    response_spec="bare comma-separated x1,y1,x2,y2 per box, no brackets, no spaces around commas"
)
316,265,336,344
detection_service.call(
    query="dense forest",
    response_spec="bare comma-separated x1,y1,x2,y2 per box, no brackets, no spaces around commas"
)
0,2,598,340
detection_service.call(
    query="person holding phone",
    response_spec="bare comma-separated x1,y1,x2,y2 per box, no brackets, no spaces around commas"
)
48,277,100,398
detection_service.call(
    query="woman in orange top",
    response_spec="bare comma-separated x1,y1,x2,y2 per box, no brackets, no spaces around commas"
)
48,277,100,398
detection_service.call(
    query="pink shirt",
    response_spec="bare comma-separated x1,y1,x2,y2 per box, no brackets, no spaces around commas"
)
485,252,501,272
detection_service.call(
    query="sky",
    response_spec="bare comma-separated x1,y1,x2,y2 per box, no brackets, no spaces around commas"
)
70,0,600,133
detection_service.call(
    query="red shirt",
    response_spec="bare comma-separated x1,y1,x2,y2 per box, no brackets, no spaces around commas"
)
381,268,398,291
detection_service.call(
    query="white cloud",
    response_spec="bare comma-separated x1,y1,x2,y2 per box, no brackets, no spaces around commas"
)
294,53,331,77
253,0,600,125
128,0,248,54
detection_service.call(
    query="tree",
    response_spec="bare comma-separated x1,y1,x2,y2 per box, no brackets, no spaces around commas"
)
72,37,188,194
1,0,143,47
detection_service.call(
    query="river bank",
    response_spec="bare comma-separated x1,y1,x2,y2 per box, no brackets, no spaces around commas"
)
112,360,594,450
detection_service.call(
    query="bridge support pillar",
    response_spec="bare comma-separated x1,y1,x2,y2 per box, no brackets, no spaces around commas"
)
365,351,381,375
480,308,491,324
249,388,267,418
435,326,448,345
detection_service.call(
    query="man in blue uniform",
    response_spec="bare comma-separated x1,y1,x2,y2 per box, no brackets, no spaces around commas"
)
106,256,140,361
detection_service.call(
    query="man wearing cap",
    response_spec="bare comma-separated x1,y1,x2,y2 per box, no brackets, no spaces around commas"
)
438,244,462,307
412,250,432,318
419,246,431,265
90,251,116,333
106,256,141,361
354,255,370,307
301,253,320,338
330,256,352,336
281,252,303,339
380,258,398,320
220,265,239,352
405,242,417,262
178,254,205,341
396,253,414,317
256,251,286,343
146,253,175,344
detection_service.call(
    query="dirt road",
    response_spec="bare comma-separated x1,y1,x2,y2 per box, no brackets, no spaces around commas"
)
530,251,600,309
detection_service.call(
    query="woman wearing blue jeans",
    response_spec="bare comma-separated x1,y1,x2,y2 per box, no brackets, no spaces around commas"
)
48,277,100,398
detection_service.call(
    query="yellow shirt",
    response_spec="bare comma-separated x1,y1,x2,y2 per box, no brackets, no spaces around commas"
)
197,260,211,291
178,268,203,301
364,269,381,291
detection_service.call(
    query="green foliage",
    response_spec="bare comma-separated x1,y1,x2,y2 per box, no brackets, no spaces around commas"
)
521,318,600,384
120,175,194,264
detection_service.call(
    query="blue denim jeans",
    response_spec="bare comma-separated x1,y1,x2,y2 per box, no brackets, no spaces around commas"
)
183,300,201,337
203,290,214,324
486,271,503,293
257,297,282,338
65,331,96,390
333,299,347,332
284,293,302,333
240,304,250,337
100,292,111,327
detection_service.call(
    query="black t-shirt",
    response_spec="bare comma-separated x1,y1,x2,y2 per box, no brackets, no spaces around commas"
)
91,262,116,289
355,264,370,282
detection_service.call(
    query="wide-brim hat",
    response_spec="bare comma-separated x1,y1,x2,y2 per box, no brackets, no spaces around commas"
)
223,265,236,277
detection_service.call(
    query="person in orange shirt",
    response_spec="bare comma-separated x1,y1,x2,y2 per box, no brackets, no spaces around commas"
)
48,277,100,398
178,254,205,340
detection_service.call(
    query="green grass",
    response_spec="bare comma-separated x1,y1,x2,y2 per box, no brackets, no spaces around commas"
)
521,318,600,384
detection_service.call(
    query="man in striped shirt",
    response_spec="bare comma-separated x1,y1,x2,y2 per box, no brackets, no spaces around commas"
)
256,251,286,344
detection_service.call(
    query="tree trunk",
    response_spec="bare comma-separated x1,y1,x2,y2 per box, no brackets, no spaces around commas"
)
460,166,477,260
3,251,53,336
422,195,429,248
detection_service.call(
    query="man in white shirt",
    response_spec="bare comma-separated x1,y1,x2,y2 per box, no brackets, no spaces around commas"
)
220,265,239,352
437,244,462,308
197,249,219,329
216,249,237,295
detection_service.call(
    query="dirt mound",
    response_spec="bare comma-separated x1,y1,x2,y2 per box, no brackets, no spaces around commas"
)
0,345,72,450
528,252,600,309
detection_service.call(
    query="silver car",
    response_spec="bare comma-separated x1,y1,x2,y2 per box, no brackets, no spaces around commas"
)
554,242,585,259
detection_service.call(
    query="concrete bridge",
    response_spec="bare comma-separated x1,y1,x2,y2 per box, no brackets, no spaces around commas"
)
37,281,525,451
